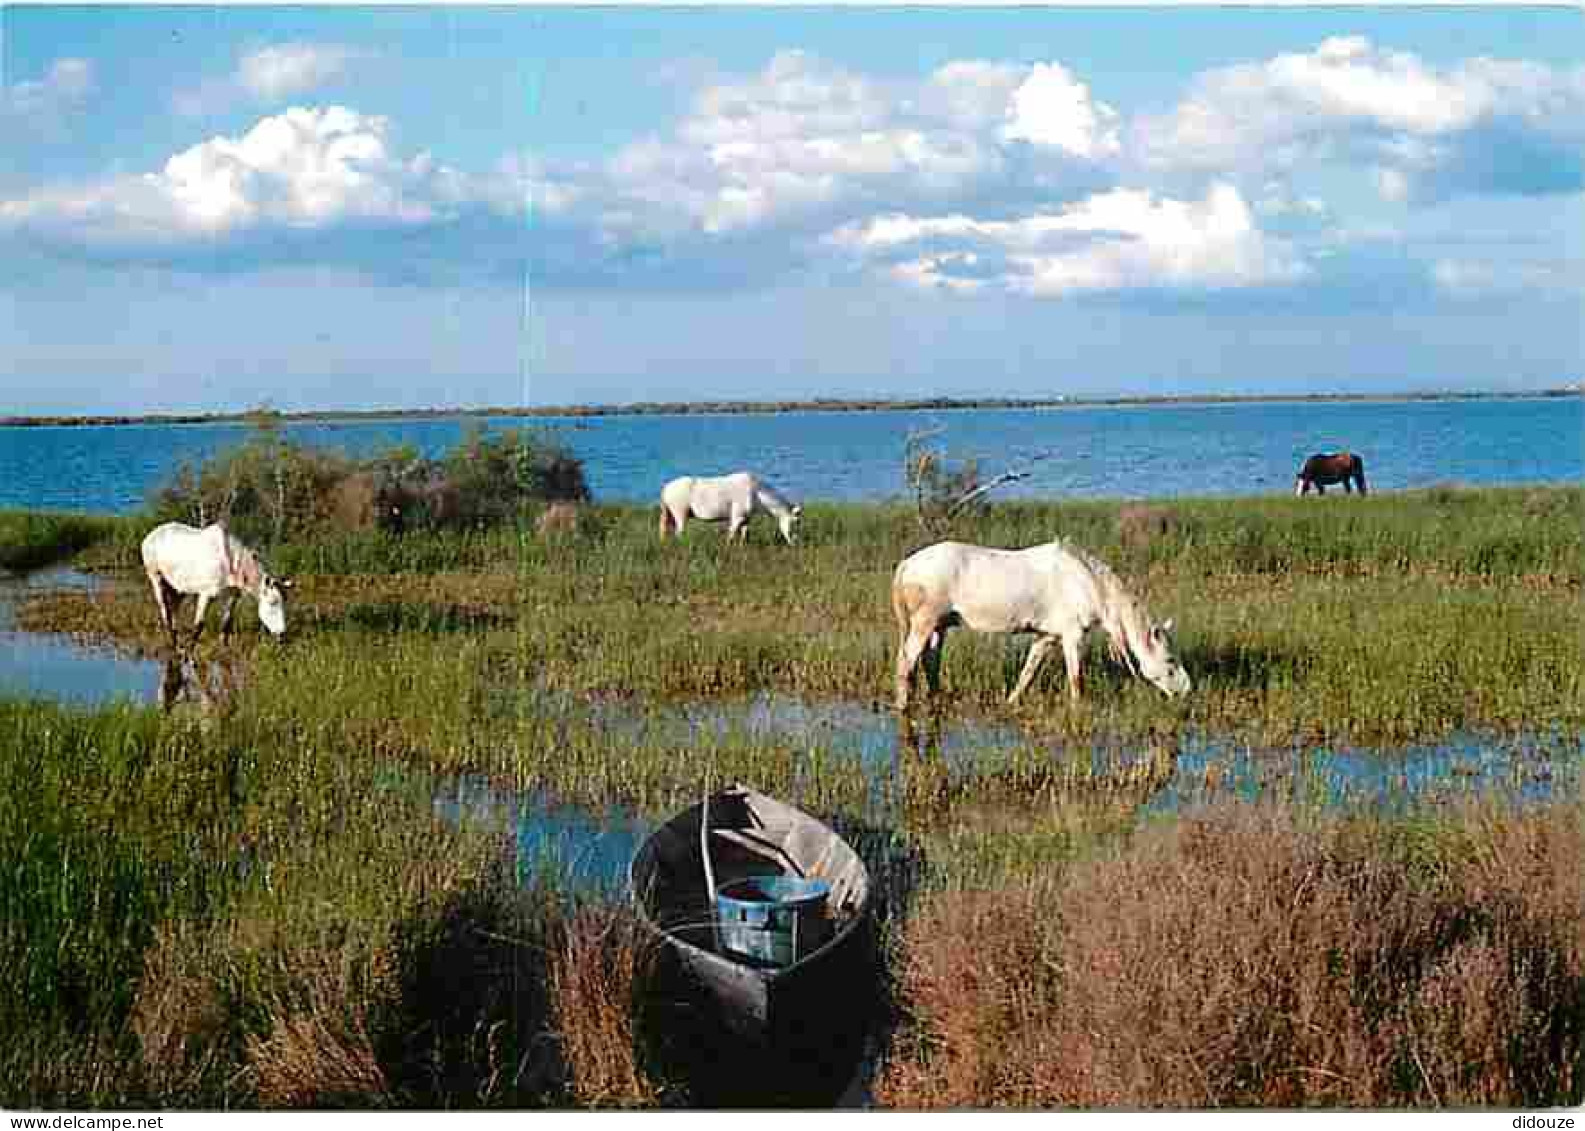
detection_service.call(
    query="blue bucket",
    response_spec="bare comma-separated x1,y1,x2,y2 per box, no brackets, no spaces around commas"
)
714,876,831,967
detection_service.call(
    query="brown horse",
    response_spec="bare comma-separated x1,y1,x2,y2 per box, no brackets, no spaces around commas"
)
1295,451,1367,496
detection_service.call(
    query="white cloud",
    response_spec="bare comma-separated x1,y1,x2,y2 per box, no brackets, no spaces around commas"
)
828,183,1308,296
1002,63,1121,159
174,41,359,117
1431,257,1575,300
238,42,356,101
678,50,892,148
4,58,95,123
2,106,491,246
1137,36,1585,202
589,49,1117,251
7,42,1571,307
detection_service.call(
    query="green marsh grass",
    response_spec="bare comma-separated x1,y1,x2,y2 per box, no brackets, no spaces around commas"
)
0,696,670,1108
5,486,1581,1107
17,487,1585,745
0,510,129,573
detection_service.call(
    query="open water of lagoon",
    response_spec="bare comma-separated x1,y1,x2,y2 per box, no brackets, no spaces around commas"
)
1,396,1581,513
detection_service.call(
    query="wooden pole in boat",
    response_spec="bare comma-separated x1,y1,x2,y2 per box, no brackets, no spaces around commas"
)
700,787,719,951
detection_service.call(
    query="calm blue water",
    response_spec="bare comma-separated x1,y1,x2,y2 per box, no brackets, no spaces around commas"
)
1,397,1579,514
0,566,162,704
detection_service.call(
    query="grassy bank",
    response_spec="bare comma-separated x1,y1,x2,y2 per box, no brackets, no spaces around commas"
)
1,691,1578,1108
23,486,1583,745
0,698,667,1109
0,510,129,573
3,484,1581,1108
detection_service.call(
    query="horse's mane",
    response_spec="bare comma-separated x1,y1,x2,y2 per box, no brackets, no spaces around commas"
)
752,479,795,514
1053,538,1153,656
223,532,265,591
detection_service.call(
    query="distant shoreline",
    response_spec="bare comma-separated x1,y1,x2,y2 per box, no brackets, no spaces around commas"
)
1,387,1578,428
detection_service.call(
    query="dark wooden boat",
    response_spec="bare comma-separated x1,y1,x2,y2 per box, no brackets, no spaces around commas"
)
630,785,875,1103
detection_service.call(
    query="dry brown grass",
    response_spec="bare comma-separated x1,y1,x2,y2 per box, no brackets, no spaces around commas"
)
1117,504,1179,551
875,885,1057,1108
548,905,662,1108
131,923,233,1104
327,474,382,532
535,502,582,539
876,803,1583,1109
244,946,398,1109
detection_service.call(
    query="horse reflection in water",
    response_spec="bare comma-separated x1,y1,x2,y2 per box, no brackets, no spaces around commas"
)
894,710,1183,815
159,652,243,726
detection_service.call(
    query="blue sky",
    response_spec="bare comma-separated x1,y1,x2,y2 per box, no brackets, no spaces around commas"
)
2,5,1582,414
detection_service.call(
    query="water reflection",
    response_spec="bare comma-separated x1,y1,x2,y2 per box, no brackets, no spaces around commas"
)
0,566,162,704
541,689,1578,816
158,652,243,725
433,774,654,896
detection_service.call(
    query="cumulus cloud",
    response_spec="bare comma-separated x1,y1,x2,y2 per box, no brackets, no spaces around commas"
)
7,107,432,236
4,58,95,125
827,183,1308,296
564,48,1127,279
175,41,359,116
1137,36,1585,202
6,40,1570,304
238,42,357,101
0,106,545,285
1002,63,1121,159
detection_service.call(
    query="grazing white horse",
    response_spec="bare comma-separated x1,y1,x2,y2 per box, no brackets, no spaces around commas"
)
140,522,292,645
892,538,1190,710
659,472,803,544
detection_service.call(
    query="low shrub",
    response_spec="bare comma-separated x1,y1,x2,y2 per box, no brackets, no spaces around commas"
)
876,803,1583,1109
147,423,590,545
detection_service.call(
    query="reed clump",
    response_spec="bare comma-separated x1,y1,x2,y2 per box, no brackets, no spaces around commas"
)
548,905,664,1108
0,509,126,572
875,801,1584,1108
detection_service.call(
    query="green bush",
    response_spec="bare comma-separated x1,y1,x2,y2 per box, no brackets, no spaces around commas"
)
147,422,590,545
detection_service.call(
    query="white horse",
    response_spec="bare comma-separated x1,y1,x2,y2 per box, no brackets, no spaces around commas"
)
140,521,292,645
658,472,803,545
892,538,1190,710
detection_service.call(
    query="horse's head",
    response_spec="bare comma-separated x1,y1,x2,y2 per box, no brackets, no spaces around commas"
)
1135,617,1191,697
258,576,292,636
779,505,803,545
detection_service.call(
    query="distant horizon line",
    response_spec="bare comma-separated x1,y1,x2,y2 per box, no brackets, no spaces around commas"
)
2,387,1579,428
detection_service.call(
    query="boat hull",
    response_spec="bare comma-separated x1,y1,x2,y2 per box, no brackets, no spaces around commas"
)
630,786,877,1104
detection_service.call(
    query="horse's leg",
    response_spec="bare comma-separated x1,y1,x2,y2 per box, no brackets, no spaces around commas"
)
192,592,212,643
1008,635,1058,704
218,590,239,639
147,571,175,643
894,623,935,712
1061,634,1085,701
1316,482,1326,496
922,628,947,696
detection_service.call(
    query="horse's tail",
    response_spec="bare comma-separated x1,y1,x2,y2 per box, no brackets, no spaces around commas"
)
891,562,925,641
891,567,909,633
1354,455,1368,495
